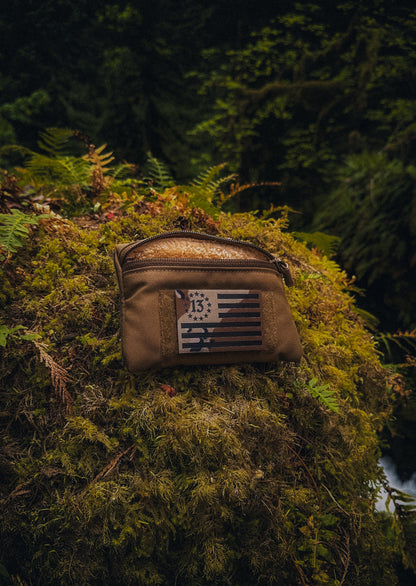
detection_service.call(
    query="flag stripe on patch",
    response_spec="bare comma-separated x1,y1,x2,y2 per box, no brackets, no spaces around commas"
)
175,289,264,354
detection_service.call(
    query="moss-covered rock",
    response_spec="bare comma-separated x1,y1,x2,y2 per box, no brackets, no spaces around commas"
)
0,200,399,584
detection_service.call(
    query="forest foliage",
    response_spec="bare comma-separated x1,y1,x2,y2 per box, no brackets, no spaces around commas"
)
1,1,416,583
0,132,416,584
1,0,416,331
1,2,415,480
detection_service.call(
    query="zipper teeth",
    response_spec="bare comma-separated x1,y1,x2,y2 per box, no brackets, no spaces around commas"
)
123,257,276,271
119,231,275,265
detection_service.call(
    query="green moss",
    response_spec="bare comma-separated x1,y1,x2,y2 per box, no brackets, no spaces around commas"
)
0,201,402,585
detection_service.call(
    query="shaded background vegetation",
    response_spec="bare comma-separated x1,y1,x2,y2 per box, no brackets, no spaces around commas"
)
2,0,416,322
1,1,416,581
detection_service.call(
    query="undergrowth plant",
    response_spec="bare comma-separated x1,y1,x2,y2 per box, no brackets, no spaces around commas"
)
2,129,242,219
304,377,340,413
0,208,49,259
1,128,142,213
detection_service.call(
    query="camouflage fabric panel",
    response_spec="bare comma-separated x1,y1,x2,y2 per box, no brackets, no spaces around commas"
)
175,289,264,353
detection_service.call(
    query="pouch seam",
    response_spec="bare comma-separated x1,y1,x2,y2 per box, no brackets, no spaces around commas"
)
123,266,281,277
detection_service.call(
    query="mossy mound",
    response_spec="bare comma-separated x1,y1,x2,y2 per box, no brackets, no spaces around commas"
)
0,202,398,584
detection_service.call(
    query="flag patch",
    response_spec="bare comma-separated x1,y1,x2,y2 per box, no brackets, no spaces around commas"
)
175,289,263,354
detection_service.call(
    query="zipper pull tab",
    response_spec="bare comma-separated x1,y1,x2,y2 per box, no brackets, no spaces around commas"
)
273,258,294,287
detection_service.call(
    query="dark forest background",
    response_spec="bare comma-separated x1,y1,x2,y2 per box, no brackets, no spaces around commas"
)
1,0,416,480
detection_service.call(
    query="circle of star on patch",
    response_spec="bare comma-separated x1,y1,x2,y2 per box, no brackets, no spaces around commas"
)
187,291,211,318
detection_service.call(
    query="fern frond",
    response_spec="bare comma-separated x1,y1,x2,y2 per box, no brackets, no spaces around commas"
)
145,153,175,190
187,191,222,217
191,163,225,186
0,324,40,347
293,231,341,257
0,209,48,257
183,163,237,216
26,154,91,186
377,329,416,359
84,143,115,169
0,324,24,346
37,127,74,157
82,144,115,195
108,163,136,181
306,378,340,413
0,210,29,254
228,181,282,199
191,163,235,197
0,143,34,160
379,471,416,571
353,307,380,330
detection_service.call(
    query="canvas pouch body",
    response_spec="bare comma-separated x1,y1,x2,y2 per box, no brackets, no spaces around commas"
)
113,231,302,372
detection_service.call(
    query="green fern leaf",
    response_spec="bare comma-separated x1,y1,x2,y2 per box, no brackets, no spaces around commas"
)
192,163,226,185
108,163,135,181
26,154,91,186
306,378,340,413
376,329,416,359
184,163,236,216
37,127,74,157
0,209,49,257
0,324,24,347
191,163,232,194
188,191,222,218
292,231,341,257
145,153,175,190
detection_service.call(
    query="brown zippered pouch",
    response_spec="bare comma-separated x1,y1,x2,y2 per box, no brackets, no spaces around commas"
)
113,231,302,371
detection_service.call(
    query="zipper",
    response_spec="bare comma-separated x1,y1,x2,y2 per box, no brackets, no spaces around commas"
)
120,231,294,285
272,259,294,287
123,256,294,286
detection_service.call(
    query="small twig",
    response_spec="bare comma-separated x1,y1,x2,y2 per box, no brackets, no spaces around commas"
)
289,552,309,586
199,398,236,416
339,531,351,586
86,444,137,488
322,484,350,516
1,479,33,503
287,443,322,511
261,498,274,518
285,253,323,276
